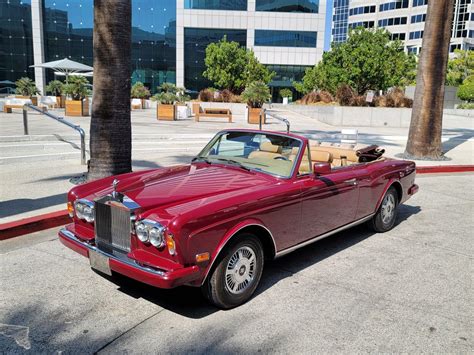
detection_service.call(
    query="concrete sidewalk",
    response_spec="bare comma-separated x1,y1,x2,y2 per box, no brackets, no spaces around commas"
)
1,174,472,353
0,107,473,224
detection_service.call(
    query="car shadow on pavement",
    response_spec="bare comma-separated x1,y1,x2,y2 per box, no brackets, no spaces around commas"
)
0,193,67,218
98,204,420,318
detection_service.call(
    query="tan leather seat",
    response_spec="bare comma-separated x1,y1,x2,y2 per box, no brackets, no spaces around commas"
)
311,146,359,167
248,141,282,160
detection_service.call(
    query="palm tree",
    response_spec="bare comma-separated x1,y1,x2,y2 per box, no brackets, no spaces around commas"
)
405,0,455,159
88,0,132,180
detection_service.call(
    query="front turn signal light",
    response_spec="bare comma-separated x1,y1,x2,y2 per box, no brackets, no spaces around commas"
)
196,252,210,263
67,201,74,218
166,233,176,255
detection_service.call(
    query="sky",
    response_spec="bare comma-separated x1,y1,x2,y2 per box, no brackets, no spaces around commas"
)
324,0,334,51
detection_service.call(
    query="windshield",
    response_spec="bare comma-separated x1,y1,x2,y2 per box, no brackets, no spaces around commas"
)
196,131,303,178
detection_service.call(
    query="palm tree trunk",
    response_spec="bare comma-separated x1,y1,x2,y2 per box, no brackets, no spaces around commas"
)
405,0,455,159
88,0,131,180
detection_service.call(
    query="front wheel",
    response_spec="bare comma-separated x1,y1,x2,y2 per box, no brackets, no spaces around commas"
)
369,186,399,232
202,234,264,309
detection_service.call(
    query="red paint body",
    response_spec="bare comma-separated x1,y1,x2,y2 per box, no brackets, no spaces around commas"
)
58,129,418,289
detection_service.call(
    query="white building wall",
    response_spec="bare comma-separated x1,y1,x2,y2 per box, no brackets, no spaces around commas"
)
177,1,326,87
347,0,473,54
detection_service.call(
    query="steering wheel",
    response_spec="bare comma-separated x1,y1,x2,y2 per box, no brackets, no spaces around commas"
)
274,156,289,161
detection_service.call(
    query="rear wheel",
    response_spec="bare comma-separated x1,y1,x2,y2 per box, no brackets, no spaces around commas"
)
202,234,264,309
369,186,398,232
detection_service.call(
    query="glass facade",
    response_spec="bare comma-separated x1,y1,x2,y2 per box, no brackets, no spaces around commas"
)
256,0,319,13
0,0,34,85
184,0,247,11
42,0,176,92
184,28,246,91
378,17,408,27
255,30,317,47
267,64,309,102
332,0,349,44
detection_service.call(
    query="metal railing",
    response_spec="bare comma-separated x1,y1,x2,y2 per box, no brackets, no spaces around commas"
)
23,104,87,165
263,109,291,133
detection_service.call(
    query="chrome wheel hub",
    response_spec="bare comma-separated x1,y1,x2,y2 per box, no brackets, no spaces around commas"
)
225,246,256,295
381,194,396,224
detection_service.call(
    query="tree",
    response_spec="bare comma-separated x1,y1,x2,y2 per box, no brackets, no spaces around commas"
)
294,28,416,95
203,37,274,93
405,0,455,159
446,49,474,86
88,0,132,180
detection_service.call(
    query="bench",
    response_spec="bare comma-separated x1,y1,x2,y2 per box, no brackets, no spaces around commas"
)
194,104,232,123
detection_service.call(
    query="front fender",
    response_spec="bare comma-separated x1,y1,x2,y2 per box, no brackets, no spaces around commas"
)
188,218,273,286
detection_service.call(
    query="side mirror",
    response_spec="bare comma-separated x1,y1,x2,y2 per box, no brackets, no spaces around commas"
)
313,162,331,176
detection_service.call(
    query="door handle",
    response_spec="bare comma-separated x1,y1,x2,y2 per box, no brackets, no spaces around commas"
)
344,178,358,185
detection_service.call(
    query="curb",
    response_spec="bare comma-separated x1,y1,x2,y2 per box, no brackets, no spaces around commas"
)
1,165,473,241
416,165,474,174
0,210,70,241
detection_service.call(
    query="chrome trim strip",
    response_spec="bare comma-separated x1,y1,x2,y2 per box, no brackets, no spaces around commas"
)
275,214,375,258
59,228,166,276
200,223,277,286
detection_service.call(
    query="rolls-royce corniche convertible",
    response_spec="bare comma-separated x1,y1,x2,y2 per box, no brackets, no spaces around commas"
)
59,129,418,308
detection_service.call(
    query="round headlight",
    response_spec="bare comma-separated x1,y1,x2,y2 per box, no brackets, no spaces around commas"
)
135,222,149,243
83,205,94,223
149,227,164,247
74,200,94,222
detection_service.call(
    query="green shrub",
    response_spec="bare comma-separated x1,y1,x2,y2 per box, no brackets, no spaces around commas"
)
241,81,271,108
457,80,474,102
45,80,64,96
152,83,189,104
63,76,90,100
457,102,474,109
131,82,150,98
279,88,292,98
15,77,40,96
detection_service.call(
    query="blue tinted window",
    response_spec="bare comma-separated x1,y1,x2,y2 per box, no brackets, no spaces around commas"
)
413,0,428,7
255,30,317,47
184,28,247,91
0,0,34,84
256,0,319,13
42,0,176,91
185,0,247,10
380,0,408,12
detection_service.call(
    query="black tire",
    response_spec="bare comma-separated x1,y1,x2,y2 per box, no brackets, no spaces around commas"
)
369,186,399,233
202,234,264,309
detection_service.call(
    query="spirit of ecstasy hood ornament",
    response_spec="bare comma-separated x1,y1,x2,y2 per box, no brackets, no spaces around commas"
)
112,178,119,198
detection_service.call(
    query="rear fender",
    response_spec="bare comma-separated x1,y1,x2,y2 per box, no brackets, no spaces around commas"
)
375,179,402,212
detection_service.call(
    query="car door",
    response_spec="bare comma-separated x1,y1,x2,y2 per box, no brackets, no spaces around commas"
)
297,166,361,240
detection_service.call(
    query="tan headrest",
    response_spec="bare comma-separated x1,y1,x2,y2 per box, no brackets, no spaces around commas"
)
311,150,333,163
260,141,280,153
309,140,321,147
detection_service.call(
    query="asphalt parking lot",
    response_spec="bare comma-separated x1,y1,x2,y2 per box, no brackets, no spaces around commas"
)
1,173,473,354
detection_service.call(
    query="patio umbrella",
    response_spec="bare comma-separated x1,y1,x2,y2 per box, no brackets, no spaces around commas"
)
30,58,93,83
0,80,15,85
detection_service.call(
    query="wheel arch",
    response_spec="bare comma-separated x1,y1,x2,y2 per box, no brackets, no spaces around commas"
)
200,221,277,286
375,179,403,211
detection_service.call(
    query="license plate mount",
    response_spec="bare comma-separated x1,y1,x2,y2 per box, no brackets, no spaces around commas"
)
89,249,112,276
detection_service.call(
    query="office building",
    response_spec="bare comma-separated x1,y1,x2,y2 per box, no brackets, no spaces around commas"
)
1,0,327,99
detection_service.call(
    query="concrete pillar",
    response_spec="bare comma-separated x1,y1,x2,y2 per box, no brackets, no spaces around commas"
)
176,0,185,87
31,0,46,95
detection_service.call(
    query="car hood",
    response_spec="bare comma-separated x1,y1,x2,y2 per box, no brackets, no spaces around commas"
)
90,164,274,214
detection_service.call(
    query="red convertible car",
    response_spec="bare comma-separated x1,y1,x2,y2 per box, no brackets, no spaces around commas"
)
59,129,418,308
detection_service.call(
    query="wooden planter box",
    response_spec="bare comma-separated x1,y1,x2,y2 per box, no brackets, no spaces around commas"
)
65,99,89,117
192,102,201,115
247,107,266,124
157,104,176,120
16,95,38,106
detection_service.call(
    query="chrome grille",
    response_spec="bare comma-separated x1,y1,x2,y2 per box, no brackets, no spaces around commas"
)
95,200,131,253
